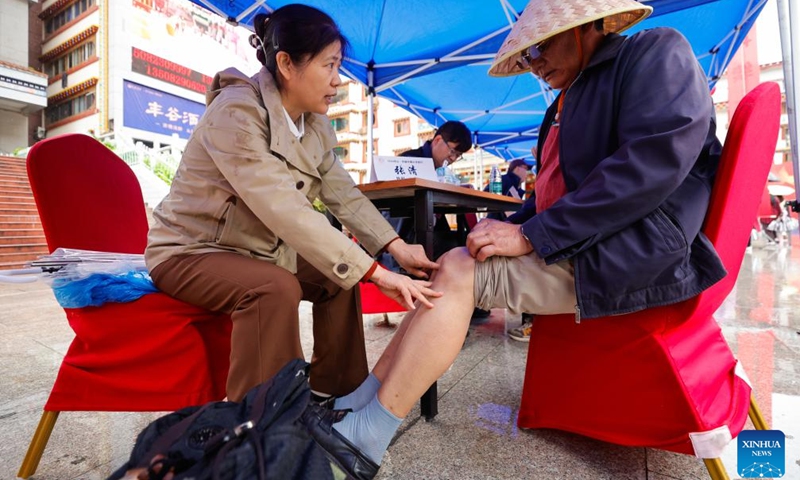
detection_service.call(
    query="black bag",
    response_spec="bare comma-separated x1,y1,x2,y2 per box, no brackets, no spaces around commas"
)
108,359,345,480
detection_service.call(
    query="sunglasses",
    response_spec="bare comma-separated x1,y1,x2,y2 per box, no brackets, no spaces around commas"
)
515,38,552,70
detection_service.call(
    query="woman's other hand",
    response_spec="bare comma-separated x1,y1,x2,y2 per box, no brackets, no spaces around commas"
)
385,240,439,279
369,266,442,310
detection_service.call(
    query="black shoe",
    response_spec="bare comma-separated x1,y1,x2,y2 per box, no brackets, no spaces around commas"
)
301,403,380,480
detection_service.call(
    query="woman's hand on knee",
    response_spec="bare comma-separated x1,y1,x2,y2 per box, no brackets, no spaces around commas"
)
385,240,439,279
370,266,443,309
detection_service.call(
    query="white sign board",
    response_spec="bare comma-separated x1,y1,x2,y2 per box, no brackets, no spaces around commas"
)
369,155,438,182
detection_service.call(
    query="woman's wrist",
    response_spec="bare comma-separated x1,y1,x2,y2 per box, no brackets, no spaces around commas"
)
381,236,402,255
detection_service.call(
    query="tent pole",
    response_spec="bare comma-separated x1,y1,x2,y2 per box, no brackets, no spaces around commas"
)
366,65,375,184
778,0,800,209
478,145,484,189
472,133,478,188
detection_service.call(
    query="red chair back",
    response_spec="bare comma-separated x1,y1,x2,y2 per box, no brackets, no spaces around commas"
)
695,82,782,316
26,134,149,254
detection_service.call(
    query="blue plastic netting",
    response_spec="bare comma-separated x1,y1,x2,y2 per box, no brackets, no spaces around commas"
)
51,271,159,308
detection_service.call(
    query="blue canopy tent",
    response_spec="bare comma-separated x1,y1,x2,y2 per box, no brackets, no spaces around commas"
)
190,0,770,168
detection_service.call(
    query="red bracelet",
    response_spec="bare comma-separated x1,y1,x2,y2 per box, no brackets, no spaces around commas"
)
360,261,379,283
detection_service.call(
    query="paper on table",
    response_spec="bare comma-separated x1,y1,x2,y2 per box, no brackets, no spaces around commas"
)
369,155,438,182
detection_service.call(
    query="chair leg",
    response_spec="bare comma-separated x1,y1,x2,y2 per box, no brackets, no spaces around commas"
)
17,410,59,479
376,313,396,328
703,458,730,480
748,394,769,430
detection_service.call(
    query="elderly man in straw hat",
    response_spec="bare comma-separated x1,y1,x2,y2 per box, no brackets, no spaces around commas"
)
301,0,726,474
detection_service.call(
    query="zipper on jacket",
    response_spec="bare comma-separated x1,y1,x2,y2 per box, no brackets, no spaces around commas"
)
574,305,581,324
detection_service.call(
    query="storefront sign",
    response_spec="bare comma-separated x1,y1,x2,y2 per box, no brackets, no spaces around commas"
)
131,47,212,95
123,80,204,140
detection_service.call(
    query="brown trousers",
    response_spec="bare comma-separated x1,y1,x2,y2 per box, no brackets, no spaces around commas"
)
150,252,368,401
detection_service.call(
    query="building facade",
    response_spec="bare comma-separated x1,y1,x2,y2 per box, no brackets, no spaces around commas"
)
0,0,47,154
36,0,260,151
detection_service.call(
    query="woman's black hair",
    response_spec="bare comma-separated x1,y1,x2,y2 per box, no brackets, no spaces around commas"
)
253,4,349,84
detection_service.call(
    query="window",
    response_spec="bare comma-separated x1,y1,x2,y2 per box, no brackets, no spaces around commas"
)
361,140,379,160
394,118,410,137
331,85,349,104
361,110,378,131
47,41,95,77
47,90,96,124
331,117,349,132
333,146,349,162
781,125,789,141
45,0,95,35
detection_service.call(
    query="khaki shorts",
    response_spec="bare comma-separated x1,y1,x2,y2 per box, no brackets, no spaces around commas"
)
473,253,577,316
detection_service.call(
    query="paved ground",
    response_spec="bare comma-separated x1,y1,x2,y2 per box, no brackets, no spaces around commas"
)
1,239,798,479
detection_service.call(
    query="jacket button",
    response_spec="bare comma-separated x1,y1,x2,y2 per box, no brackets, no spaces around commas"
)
296,181,304,189
541,246,552,255
336,264,349,275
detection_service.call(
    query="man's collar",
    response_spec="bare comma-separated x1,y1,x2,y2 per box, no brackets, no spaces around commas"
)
584,33,627,71
422,140,434,158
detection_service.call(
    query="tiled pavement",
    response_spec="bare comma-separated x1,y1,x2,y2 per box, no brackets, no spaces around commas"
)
1,240,798,479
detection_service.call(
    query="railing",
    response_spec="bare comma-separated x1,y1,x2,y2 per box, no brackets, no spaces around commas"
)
95,131,181,185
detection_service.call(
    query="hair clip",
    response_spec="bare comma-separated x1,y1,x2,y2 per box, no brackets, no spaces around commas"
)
248,33,261,49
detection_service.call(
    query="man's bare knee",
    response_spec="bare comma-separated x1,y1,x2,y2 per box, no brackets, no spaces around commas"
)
435,247,475,289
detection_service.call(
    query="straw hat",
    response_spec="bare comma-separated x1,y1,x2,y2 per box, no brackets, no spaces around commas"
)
489,0,653,77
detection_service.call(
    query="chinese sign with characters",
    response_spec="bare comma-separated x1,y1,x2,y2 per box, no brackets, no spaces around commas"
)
123,80,205,140
369,156,438,183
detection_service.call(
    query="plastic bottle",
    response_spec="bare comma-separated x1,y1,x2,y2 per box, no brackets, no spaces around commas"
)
490,165,502,194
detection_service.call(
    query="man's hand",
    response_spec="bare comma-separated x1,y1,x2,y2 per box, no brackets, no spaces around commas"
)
370,266,443,309
467,218,534,262
385,240,439,279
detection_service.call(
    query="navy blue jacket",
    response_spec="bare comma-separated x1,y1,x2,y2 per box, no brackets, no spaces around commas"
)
517,28,726,320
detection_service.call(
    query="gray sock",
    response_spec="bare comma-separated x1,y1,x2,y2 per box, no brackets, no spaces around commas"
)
332,394,402,464
334,373,381,411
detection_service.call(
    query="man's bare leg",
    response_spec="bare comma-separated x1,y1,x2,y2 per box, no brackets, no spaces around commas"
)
334,264,440,410
377,247,476,417
332,306,420,411
330,248,477,464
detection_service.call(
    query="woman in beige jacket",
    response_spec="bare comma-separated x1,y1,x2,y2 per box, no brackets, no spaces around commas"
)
145,5,440,404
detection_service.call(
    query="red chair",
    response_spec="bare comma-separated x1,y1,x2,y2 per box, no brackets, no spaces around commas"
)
517,82,781,479
360,282,407,315
18,134,231,478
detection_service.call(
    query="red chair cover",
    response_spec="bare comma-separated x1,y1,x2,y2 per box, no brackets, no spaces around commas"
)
518,82,782,457
359,282,407,314
27,133,231,412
